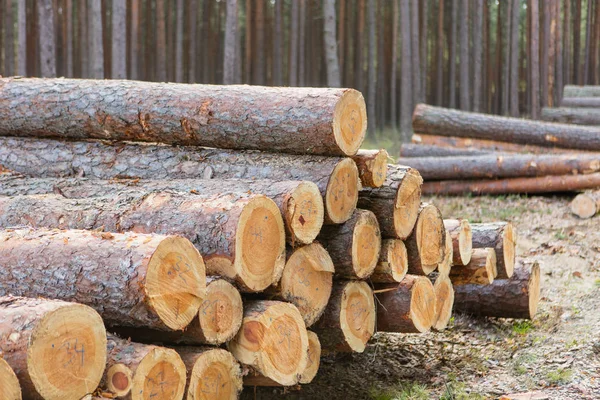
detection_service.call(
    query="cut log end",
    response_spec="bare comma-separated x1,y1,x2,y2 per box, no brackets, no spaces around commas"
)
414,204,445,274
285,181,324,245
299,331,321,384
570,192,598,218
228,301,308,386
410,277,437,333
370,239,408,283
333,89,368,156
432,276,454,331
394,169,423,239
106,364,133,397
339,281,376,352
198,278,244,345
146,236,207,330
279,243,334,327
325,158,359,224
352,210,382,279
235,196,286,292
503,223,516,279
28,304,107,400
528,263,542,319
352,149,389,188
131,347,187,400
445,219,473,266
437,230,453,277
451,248,497,285
186,349,243,400
0,357,21,400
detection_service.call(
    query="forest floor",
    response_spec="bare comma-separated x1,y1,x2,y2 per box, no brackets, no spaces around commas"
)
244,194,600,400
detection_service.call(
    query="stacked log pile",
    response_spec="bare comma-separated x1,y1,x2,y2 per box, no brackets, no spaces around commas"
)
0,78,540,399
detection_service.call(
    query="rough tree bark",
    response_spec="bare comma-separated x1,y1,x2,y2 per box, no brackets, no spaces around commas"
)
473,0,483,112
509,0,520,116
459,0,470,111
563,85,600,97
529,0,540,119
561,97,600,107
273,0,283,86
88,0,104,79
449,0,458,108
223,0,238,84
400,143,491,157
405,203,446,275
0,78,366,157
368,0,377,132
540,0,549,106
400,0,413,139
0,296,106,400
130,0,140,80
450,247,497,285
111,0,127,79
323,0,341,88
4,0,14,76
351,149,389,188
37,0,56,77
17,0,26,76
541,107,600,125
436,0,444,106
175,0,184,82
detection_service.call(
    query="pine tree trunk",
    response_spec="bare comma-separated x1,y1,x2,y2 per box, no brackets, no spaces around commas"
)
111,0,126,79
459,0,470,110
289,0,299,86
88,0,104,79
174,0,184,82
391,0,399,127
273,0,283,86
17,0,26,76
367,0,377,132
253,0,265,85
38,0,56,77
555,0,563,104
509,0,520,116
400,143,491,157
584,0,593,83
323,0,341,87
562,97,600,106
130,0,140,80
530,0,540,119
410,0,421,105
223,0,238,84
472,0,483,112
188,0,198,82
4,0,14,76
449,0,458,108
540,0,550,106
420,0,428,101
400,0,413,139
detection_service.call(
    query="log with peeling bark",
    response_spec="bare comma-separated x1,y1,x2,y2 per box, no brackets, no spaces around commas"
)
0,138,359,224
357,165,423,239
444,219,472,266
398,153,600,180
227,300,308,386
375,275,436,333
412,104,600,151
470,222,516,279
0,352,21,400
0,228,205,331
421,173,600,196
0,189,285,293
369,239,408,283
313,280,375,353
176,347,242,400
450,248,497,285
405,203,446,275
453,262,541,319
561,97,600,107
318,209,381,279
400,143,491,158
0,77,367,156
437,230,454,277
103,335,187,400
570,190,600,218
0,296,107,400
351,149,389,187
431,275,454,331
563,85,600,97
541,107,600,126
112,277,243,346
264,243,334,327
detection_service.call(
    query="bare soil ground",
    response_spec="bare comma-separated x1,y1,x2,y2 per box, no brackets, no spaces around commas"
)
245,195,600,400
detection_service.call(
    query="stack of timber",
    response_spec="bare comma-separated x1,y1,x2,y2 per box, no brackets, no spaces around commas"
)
540,86,600,126
0,78,541,398
398,103,600,195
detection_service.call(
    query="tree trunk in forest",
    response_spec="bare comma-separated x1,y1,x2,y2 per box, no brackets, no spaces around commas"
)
176,347,242,399
449,0,458,108
398,153,600,180
370,239,408,283
228,300,308,385
548,0,558,106
431,275,454,331
444,219,473,266
436,0,444,106
111,0,126,79
570,190,600,218
405,203,446,275
594,0,600,84
355,0,365,94
338,0,346,84
449,247,497,285
472,0,483,112
459,0,470,111
564,0,571,87
202,0,213,83
188,0,198,82
410,0,421,105
298,0,307,86
400,0,413,139
4,0,14,76
0,227,205,330
500,0,511,115
420,0,428,101
0,355,20,400
79,0,89,77
103,336,187,399
367,0,377,133
174,0,184,82
584,0,593,83
352,149,389,188
562,97,600,106
375,275,436,333
453,262,541,319
253,0,265,85
574,0,582,83
130,0,140,80
358,164,423,240
313,280,375,353
17,0,26,76
273,0,283,86
223,0,238,84
88,0,104,79
0,78,366,157
555,0,563,105
540,0,550,106
0,296,106,400
323,0,341,88
509,0,520,116
541,107,600,125
400,143,491,157
564,85,600,96
155,0,167,81
413,104,600,151
263,243,334,327
0,138,358,225
38,0,56,77
493,0,502,114
529,0,540,119
318,209,381,279
390,0,399,127
289,0,299,86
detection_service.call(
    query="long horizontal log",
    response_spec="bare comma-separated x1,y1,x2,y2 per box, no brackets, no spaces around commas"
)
103,336,187,399
563,85,600,97
400,143,491,157
561,97,600,107
351,149,389,187
453,262,541,319
412,104,600,151
422,173,600,196
0,77,367,156
0,354,21,399
0,228,205,330
0,186,285,293
369,239,408,283
358,165,423,239
398,154,600,180
541,107,600,125
227,300,308,386
405,203,446,275
0,138,359,224
570,190,600,218
0,296,107,400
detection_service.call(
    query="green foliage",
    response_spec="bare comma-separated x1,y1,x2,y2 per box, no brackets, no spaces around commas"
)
369,382,430,400
545,368,573,385
512,320,534,335
439,375,486,400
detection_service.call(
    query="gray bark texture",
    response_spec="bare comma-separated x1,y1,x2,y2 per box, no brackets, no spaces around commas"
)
17,0,26,76
564,85,600,97
89,0,104,79
541,107,600,125
400,143,491,158
37,0,56,77
111,0,127,79
323,0,341,87
223,0,238,84
561,97,600,107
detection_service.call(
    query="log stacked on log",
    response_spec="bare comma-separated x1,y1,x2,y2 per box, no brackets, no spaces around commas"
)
541,107,600,126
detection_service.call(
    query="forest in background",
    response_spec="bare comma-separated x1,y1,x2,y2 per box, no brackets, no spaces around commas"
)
0,0,599,145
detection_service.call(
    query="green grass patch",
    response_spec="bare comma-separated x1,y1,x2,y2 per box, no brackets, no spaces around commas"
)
512,320,534,335
440,375,486,400
369,382,430,400
545,368,573,385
